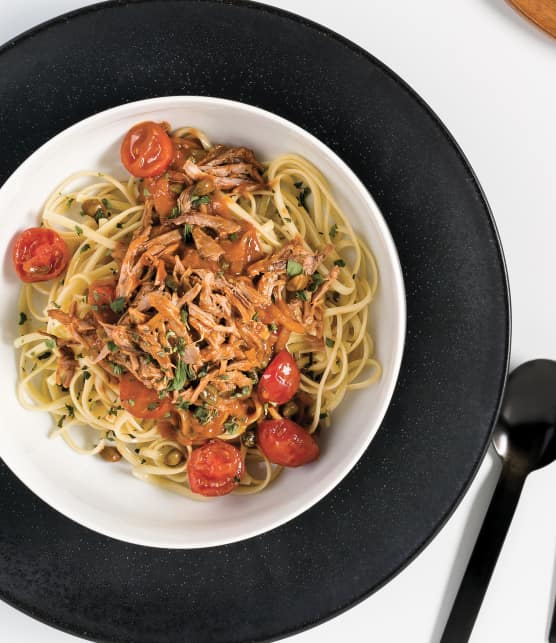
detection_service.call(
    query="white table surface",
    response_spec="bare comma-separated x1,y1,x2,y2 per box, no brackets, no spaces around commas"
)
1,1,555,642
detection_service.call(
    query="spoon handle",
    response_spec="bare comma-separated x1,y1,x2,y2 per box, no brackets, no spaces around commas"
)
550,594,556,643
440,459,527,643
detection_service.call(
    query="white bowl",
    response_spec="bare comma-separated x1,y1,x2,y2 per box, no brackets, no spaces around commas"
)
0,97,405,548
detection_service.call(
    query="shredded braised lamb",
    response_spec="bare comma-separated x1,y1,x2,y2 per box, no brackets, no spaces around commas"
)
48,136,337,440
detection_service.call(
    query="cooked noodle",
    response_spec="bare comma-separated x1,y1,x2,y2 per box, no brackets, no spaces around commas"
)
14,127,380,499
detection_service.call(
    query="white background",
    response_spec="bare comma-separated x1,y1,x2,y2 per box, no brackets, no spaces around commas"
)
1,1,555,642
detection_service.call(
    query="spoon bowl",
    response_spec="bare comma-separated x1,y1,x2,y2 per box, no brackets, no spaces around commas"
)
494,359,556,470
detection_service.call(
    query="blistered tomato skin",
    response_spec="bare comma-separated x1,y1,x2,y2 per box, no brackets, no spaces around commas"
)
257,418,320,467
120,121,173,178
258,349,300,405
12,227,69,283
188,440,244,497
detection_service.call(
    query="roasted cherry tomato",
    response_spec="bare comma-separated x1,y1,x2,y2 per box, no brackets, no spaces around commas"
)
258,349,300,404
144,175,177,217
88,280,119,323
12,227,69,283
187,439,243,497
257,418,319,467
120,121,173,178
120,372,173,419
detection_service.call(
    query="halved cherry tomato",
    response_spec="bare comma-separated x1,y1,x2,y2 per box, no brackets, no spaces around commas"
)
187,439,243,497
258,349,300,404
120,121,173,178
144,175,177,217
120,372,173,419
88,280,119,323
12,227,69,283
257,418,319,467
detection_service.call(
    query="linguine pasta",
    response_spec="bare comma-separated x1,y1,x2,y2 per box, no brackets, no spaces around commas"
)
14,126,380,499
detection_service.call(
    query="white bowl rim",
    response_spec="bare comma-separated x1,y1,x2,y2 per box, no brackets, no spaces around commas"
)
0,96,406,548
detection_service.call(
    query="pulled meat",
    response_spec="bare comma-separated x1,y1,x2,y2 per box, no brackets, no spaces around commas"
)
46,134,338,442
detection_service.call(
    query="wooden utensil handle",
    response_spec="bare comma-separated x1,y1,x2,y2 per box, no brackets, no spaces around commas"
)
508,0,556,38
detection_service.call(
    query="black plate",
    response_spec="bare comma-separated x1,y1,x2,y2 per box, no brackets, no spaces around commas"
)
0,1,510,641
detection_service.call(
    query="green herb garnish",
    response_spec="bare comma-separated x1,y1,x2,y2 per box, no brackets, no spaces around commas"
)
183,224,193,242
109,297,126,313
18,312,27,325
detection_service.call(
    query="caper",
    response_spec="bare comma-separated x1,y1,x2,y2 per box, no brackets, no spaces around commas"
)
200,384,219,405
81,198,104,217
164,449,184,467
286,274,309,292
242,430,256,448
194,177,216,196
100,446,121,462
282,401,299,418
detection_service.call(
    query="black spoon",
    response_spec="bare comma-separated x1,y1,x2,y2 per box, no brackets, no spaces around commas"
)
441,359,556,643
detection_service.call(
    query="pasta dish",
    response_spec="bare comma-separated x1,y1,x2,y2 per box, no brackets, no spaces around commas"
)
13,120,380,498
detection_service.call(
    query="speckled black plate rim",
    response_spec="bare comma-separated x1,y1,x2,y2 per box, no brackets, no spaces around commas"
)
0,1,511,641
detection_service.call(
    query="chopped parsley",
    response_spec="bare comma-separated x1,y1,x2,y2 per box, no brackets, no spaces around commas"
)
192,405,215,425
143,187,151,196
57,415,66,428
228,232,239,241
183,224,193,242
75,225,83,236
109,297,126,313
325,337,334,348
94,207,110,224
65,404,75,418
294,181,311,208
83,370,91,381
80,243,91,253
308,272,324,292
110,362,122,376
18,312,27,325
252,312,259,322
176,398,191,410
269,322,278,332
169,358,187,391
45,339,56,350
334,258,346,267
329,223,338,238
286,259,303,277
224,419,238,434
180,306,189,328
169,206,180,218
190,194,211,207
147,402,159,411
296,290,308,301
102,198,111,208
107,341,117,352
